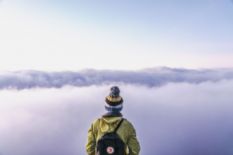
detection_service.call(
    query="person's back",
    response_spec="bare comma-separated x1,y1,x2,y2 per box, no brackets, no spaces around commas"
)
86,86,140,155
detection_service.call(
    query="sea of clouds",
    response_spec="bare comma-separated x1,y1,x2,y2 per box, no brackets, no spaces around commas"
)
1,67,233,89
0,68,233,155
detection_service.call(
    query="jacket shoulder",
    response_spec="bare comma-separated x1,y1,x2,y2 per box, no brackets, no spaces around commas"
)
122,118,135,128
90,118,101,132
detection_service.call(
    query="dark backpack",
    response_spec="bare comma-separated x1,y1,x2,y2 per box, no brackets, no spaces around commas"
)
96,119,126,155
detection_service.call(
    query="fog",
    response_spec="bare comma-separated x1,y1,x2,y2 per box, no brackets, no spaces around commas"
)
0,79,233,155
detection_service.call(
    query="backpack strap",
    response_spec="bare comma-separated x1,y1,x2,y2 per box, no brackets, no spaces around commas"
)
114,118,124,133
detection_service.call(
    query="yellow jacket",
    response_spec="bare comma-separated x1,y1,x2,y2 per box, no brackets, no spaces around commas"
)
86,116,140,155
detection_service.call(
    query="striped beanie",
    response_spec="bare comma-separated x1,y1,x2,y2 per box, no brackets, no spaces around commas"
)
105,86,123,113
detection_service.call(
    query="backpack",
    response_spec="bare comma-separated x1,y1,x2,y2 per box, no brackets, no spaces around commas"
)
96,118,126,155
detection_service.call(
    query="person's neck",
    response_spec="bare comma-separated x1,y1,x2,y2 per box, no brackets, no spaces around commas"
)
102,112,123,117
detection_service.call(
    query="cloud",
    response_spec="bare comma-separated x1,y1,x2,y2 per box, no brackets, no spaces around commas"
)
1,67,233,89
0,86,105,155
0,80,233,155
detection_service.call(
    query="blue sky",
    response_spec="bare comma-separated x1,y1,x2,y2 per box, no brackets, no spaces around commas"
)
0,0,233,71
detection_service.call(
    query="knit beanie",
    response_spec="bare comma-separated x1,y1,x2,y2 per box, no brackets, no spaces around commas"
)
105,86,123,113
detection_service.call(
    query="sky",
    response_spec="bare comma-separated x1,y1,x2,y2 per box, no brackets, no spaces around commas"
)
0,0,233,71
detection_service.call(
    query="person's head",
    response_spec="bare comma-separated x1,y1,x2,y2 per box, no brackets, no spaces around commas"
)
105,86,123,113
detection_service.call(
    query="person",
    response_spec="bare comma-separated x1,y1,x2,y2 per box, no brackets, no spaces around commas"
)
86,86,140,155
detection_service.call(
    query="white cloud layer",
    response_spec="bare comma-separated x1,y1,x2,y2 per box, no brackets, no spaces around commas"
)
1,67,233,89
0,81,233,155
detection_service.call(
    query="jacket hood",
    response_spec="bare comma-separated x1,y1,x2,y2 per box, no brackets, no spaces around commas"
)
99,116,123,133
102,116,122,123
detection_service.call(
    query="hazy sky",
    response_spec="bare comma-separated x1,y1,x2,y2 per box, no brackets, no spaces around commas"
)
0,0,233,71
